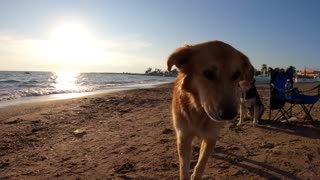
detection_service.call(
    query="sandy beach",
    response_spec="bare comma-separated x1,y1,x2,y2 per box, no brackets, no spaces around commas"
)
1,82,320,179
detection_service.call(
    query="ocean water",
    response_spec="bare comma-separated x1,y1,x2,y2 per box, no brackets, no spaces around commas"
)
1,71,316,108
0,71,174,103
254,75,319,83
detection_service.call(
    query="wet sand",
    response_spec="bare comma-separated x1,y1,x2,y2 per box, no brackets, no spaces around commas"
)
0,83,320,179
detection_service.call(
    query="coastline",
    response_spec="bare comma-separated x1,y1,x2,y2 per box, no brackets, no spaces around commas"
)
1,82,319,179
0,81,173,109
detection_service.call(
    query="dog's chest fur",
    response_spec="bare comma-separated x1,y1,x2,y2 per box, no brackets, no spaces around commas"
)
240,86,263,113
241,98,255,108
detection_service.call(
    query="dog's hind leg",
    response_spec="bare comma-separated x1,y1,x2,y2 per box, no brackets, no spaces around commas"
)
177,133,193,180
191,138,216,180
237,103,245,126
253,105,264,127
253,105,263,127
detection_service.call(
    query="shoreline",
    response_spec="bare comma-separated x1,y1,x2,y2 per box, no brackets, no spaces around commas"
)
1,74,317,109
0,82,173,122
0,81,173,109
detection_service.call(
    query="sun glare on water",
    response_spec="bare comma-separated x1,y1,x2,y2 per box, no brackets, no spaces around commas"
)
52,72,80,91
50,72,90,99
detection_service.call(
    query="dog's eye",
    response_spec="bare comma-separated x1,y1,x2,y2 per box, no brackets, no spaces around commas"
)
232,71,241,81
203,70,216,81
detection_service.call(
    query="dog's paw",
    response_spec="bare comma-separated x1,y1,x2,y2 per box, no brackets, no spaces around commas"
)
237,122,242,126
252,121,259,127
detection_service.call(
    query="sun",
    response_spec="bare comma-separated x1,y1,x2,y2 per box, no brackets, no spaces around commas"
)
42,22,102,65
51,22,92,44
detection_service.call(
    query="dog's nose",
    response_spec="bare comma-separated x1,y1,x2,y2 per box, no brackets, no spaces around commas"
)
219,109,237,120
218,102,238,120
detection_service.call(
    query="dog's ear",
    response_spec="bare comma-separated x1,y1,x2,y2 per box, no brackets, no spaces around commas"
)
167,45,192,73
239,53,255,82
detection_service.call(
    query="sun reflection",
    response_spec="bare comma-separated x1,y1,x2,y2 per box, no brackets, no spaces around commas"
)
52,72,80,91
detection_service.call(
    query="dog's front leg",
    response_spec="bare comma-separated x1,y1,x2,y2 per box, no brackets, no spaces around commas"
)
191,139,216,180
177,133,193,180
253,107,259,127
237,102,245,126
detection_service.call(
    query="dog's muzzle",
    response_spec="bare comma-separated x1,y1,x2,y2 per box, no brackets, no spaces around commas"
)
203,106,238,122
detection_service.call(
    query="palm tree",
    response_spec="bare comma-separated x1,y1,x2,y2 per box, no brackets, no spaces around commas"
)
261,64,267,76
267,67,273,76
286,66,296,74
145,67,152,74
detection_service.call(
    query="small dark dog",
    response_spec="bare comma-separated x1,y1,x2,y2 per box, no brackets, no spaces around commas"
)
238,79,264,127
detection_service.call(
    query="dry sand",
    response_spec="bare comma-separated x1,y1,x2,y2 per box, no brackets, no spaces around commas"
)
0,83,320,179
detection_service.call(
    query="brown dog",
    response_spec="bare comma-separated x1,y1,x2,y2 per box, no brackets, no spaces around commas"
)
238,79,264,127
167,41,254,180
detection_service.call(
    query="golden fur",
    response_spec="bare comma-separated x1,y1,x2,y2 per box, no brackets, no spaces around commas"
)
167,41,254,180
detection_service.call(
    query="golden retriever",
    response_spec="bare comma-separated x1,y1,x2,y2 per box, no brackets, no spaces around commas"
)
167,41,254,180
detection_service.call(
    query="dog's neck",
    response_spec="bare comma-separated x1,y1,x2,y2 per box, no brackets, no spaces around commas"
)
244,87,256,99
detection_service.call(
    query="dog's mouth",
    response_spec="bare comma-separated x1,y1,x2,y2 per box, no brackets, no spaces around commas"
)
203,105,223,122
203,105,238,122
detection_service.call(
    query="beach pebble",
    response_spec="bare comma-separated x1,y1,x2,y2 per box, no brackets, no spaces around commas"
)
161,128,174,134
3,118,23,125
73,129,87,138
260,143,275,149
31,119,41,124
0,161,9,169
231,169,243,176
306,153,314,161
114,162,135,174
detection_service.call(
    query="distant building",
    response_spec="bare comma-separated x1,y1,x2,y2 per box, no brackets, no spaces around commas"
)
296,69,320,78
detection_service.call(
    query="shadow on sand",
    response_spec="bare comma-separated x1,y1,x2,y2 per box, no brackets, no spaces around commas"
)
208,119,320,179
257,119,320,139
213,150,302,180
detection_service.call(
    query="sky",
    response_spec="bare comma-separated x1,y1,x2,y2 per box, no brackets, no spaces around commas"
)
0,0,320,73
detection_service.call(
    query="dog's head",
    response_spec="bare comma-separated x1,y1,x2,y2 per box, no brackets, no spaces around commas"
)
167,41,254,122
238,79,256,101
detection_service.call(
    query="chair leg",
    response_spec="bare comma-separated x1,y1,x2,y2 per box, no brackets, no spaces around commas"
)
289,103,293,117
273,109,282,121
301,104,315,123
274,108,290,122
283,104,295,123
269,108,272,120
280,109,291,123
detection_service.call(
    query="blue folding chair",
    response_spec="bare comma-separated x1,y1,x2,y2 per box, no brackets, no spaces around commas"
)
269,67,320,123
